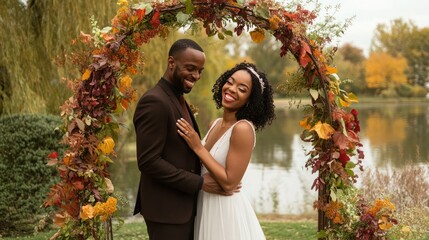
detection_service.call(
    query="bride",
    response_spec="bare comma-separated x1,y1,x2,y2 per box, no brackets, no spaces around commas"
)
176,62,275,240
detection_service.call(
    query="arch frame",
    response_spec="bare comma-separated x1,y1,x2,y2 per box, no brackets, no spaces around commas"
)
45,1,367,239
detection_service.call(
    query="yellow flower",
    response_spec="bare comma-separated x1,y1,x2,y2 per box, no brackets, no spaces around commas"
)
98,136,115,155
80,204,95,220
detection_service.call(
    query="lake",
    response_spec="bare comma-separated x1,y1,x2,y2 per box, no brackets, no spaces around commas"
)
111,100,429,217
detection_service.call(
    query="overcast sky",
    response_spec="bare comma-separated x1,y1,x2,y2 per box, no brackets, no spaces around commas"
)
315,0,429,56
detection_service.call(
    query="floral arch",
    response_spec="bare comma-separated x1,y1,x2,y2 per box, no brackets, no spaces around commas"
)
45,0,396,239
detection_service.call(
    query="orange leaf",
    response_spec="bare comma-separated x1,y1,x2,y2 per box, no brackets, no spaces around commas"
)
121,99,129,110
326,65,338,74
299,117,312,130
250,29,265,43
81,69,91,81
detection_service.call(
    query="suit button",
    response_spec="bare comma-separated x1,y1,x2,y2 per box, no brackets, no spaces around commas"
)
190,169,195,173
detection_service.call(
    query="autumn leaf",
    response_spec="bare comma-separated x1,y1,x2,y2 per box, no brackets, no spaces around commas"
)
326,65,338,74
311,121,335,139
81,69,91,81
299,42,312,68
53,213,66,227
121,99,129,110
250,28,265,43
98,136,115,154
135,9,145,21
48,151,59,159
150,11,161,28
299,117,312,130
105,178,114,193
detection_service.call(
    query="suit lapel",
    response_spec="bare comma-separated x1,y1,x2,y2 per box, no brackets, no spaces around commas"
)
157,79,201,136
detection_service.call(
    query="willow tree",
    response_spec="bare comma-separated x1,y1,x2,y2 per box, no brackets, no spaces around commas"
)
44,0,399,239
0,0,117,115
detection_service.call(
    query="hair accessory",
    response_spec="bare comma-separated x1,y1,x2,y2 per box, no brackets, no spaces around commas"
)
246,67,265,93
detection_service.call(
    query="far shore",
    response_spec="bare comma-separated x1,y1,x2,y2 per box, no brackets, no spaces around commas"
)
274,96,429,109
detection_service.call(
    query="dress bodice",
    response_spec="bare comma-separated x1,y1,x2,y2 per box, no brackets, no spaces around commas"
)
200,118,255,175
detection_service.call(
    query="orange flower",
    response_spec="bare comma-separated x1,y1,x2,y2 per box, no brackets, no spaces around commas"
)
269,15,281,30
80,204,95,220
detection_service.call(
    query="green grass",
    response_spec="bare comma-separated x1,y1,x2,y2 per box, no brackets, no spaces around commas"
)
3,220,429,240
2,220,318,240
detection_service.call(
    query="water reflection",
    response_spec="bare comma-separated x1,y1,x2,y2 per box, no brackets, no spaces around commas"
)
111,102,429,217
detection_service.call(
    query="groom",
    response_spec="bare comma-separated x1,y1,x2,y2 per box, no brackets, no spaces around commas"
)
133,39,226,240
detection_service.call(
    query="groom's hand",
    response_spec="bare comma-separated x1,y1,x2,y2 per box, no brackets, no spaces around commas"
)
202,174,240,196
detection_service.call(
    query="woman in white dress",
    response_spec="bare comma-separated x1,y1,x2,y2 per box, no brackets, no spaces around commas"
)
176,62,275,240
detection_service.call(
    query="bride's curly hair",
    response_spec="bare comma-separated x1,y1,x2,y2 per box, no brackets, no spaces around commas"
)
212,62,276,131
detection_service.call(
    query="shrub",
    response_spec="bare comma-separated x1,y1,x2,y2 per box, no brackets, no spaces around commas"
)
0,114,64,236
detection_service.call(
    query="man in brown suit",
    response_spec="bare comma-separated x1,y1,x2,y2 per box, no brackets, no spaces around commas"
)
133,39,222,240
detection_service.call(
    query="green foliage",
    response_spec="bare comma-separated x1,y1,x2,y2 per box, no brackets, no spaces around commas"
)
0,114,65,236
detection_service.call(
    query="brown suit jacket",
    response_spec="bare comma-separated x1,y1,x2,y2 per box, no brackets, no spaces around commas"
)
133,78,202,224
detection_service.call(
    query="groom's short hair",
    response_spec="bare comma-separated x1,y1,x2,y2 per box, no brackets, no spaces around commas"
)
168,39,204,58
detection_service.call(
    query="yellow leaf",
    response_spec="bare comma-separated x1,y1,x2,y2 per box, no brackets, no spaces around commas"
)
348,92,359,103
339,97,351,107
326,65,338,74
311,121,335,139
250,29,265,43
98,137,115,155
81,69,91,81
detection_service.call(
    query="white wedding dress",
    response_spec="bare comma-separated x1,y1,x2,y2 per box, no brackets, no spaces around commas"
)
194,119,266,240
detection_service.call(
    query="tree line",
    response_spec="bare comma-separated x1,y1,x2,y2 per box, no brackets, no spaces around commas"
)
1,1,428,116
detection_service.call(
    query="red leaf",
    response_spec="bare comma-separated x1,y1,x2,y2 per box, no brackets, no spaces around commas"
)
136,9,145,21
48,151,59,159
72,181,84,190
150,11,161,28
299,42,312,68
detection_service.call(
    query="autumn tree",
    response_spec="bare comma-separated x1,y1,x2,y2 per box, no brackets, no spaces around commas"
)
371,19,429,87
365,52,408,90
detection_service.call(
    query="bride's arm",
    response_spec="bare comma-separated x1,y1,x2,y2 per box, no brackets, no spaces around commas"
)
177,119,254,192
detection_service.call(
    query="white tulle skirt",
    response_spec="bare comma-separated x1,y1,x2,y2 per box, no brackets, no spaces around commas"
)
194,191,266,240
